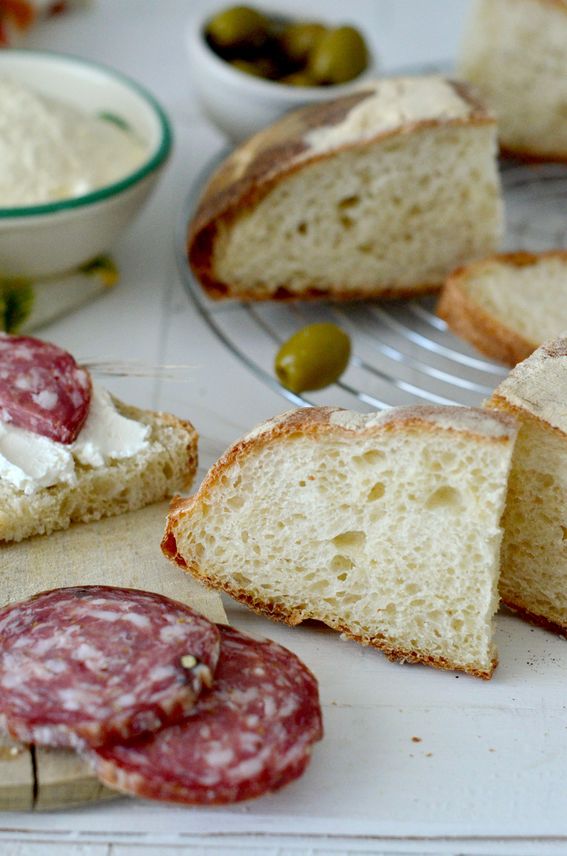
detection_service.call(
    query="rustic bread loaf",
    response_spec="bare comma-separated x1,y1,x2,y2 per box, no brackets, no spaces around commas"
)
458,0,567,161
0,401,198,543
438,251,567,365
162,406,518,679
487,337,567,634
189,76,503,301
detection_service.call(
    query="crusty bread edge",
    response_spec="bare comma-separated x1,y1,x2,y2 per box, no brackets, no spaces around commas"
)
436,251,567,365
162,405,516,680
502,598,567,638
114,399,198,492
188,80,496,301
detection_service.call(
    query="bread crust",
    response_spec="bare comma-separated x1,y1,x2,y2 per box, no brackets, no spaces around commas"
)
188,79,496,301
438,251,567,366
162,405,516,679
502,598,567,638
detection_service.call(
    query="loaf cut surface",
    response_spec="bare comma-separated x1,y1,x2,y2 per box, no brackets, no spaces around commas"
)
0,401,198,543
487,337,567,634
438,251,567,365
459,0,567,161
189,76,503,301
163,406,518,679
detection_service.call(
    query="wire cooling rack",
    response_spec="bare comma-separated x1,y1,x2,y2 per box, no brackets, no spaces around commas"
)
176,155,567,412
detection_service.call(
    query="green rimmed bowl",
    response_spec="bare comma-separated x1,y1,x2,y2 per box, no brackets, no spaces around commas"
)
0,50,172,278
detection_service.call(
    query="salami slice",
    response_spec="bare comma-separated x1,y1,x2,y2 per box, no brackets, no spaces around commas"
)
0,586,220,749
88,625,323,805
0,333,91,444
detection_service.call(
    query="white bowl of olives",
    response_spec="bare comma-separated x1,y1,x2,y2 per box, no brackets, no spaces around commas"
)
187,1,377,142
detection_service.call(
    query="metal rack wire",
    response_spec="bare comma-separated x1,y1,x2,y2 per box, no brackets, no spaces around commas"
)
177,157,567,412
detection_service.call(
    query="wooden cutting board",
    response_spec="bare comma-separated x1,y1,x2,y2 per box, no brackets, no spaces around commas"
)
0,502,227,811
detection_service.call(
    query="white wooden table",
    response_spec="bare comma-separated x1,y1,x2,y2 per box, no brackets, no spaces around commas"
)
4,2,567,853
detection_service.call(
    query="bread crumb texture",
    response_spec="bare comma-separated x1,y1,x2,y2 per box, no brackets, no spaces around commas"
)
459,0,567,159
488,337,567,632
212,124,501,298
166,407,517,678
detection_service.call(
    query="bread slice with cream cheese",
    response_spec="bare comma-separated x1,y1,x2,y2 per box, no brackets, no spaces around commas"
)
0,399,197,543
162,405,517,679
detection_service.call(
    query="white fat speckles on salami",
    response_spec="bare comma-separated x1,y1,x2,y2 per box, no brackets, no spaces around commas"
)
88,625,323,805
0,333,91,444
0,586,220,748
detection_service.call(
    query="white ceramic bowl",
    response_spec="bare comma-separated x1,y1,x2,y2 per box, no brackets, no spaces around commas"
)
0,50,172,278
187,0,378,142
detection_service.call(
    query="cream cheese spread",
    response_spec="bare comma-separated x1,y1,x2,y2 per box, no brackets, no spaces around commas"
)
0,386,150,494
0,77,148,207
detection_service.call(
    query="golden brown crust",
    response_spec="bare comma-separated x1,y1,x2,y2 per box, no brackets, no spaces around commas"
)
438,251,567,366
159,547,496,678
187,79,495,301
202,280,444,302
488,392,567,442
163,405,516,535
500,144,567,165
161,405,514,679
502,598,567,638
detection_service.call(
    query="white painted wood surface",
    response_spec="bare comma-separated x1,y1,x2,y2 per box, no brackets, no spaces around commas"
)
3,0,567,853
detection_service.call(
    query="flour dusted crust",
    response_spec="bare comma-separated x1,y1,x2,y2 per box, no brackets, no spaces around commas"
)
488,336,567,436
188,77,498,301
438,252,567,366
163,406,517,679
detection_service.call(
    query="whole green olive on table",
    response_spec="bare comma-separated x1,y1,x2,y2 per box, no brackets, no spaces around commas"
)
275,322,351,394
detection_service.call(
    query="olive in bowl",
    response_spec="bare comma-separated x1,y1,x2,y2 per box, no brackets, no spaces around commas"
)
186,2,376,141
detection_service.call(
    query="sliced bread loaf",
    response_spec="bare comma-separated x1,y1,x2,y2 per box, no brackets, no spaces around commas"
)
458,0,567,161
162,406,518,679
437,251,567,365
0,400,198,543
189,76,503,301
487,337,567,634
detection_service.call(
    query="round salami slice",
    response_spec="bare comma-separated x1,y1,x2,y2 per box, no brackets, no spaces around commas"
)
88,625,323,805
0,333,92,444
0,586,220,749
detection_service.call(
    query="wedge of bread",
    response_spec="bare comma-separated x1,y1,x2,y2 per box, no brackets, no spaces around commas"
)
459,0,567,161
438,251,567,365
487,337,567,634
162,406,518,679
0,400,198,543
188,76,503,301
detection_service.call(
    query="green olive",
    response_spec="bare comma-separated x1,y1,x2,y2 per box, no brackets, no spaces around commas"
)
275,323,351,393
280,70,317,87
280,22,327,65
230,57,277,78
206,5,269,50
308,25,368,85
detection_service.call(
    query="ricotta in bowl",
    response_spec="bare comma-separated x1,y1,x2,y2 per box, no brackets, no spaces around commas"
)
0,77,149,207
